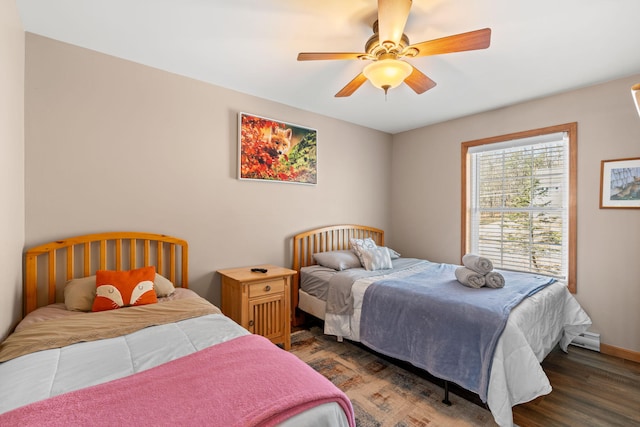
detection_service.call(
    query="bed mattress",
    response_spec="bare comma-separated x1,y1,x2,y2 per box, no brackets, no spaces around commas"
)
298,259,591,427
0,310,351,427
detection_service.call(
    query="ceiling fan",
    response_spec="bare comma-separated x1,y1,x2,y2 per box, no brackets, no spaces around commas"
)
297,0,491,97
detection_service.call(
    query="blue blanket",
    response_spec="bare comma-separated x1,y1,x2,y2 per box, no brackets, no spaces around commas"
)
360,261,555,402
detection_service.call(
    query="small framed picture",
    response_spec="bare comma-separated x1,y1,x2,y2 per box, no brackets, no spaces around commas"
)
238,112,317,185
600,157,640,209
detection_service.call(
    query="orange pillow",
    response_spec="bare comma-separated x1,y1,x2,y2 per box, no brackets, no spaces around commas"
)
92,266,158,312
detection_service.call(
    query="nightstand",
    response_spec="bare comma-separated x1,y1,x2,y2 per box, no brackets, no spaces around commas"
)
218,264,296,350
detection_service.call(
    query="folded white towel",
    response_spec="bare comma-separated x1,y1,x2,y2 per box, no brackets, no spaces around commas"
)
455,267,486,288
462,254,494,275
485,271,505,288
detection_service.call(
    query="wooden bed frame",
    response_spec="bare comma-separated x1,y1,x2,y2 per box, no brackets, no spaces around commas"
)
24,232,188,316
290,224,459,403
291,224,384,325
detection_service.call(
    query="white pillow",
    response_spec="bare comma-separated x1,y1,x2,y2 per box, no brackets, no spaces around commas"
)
154,273,176,297
350,237,378,264
360,246,393,271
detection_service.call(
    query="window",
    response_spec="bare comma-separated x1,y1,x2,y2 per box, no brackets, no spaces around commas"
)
461,123,577,292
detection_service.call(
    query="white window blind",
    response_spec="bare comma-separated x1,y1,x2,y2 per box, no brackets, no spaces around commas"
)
468,132,569,279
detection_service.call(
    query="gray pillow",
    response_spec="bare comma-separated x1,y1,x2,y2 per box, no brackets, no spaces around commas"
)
387,247,401,259
313,250,362,271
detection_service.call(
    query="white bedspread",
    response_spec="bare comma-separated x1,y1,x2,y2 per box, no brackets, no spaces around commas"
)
0,313,350,427
323,262,591,427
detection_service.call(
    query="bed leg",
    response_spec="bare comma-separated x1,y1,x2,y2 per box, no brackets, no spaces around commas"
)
337,336,344,343
442,381,452,406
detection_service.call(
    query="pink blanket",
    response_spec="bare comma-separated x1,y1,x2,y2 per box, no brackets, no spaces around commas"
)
0,334,355,427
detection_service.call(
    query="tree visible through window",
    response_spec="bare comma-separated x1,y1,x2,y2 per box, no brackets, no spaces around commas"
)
461,123,577,292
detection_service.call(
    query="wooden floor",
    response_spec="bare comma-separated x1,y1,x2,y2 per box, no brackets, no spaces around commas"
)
293,321,640,426
390,344,640,426
513,345,640,427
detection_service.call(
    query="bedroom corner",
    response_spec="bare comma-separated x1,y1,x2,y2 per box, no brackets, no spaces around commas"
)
0,0,26,340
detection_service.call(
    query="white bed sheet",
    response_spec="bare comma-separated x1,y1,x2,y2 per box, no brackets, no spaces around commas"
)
0,313,350,427
302,262,591,427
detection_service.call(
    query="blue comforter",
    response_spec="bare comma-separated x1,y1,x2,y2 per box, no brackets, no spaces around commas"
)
359,261,555,402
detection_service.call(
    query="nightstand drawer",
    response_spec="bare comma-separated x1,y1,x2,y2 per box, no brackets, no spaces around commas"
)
248,279,285,298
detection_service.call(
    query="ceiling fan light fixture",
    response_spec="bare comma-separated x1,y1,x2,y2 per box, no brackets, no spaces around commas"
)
363,59,412,94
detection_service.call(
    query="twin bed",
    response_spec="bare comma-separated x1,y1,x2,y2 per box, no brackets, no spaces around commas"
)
0,232,355,427
292,224,592,427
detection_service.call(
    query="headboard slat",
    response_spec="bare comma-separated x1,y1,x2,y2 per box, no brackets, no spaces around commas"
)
99,240,107,270
144,239,150,267
170,244,176,284
129,239,136,269
25,253,37,314
83,242,90,277
66,246,73,281
157,241,164,276
48,250,56,305
23,232,189,317
181,244,188,287
115,239,122,270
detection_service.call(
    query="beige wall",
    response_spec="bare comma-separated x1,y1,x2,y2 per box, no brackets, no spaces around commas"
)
0,1,25,339
24,34,392,306
391,74,640,353
18,32,640,355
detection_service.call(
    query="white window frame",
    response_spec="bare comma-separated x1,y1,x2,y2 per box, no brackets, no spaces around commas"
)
461,123,577,292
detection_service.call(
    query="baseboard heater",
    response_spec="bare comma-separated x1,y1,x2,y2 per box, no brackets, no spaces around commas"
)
570,331,600,352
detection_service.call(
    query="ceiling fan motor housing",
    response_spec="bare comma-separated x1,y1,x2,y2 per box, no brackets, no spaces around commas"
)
364,20,412,60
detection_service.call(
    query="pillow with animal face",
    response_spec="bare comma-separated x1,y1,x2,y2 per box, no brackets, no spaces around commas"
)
92,266,158,312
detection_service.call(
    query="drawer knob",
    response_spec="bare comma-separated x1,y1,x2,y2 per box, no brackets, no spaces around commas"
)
265,285,271,292
249,320,254,327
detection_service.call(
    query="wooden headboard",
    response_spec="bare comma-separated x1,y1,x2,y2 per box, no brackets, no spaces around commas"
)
24,232,188,316
291,224,384,323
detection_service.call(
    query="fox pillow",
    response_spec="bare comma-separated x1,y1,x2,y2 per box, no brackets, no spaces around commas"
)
92,266,158,312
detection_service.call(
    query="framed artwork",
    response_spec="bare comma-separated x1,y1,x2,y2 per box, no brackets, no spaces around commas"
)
238,112,317,185
600,157,640,208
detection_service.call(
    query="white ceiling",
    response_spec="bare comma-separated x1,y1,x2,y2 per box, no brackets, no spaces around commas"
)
16,0,640,134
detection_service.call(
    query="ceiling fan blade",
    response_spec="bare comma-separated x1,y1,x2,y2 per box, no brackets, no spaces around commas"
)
408,28,491,57
377,0,412,46
404,65,436,94
335,73,368,97
297,52,364,61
